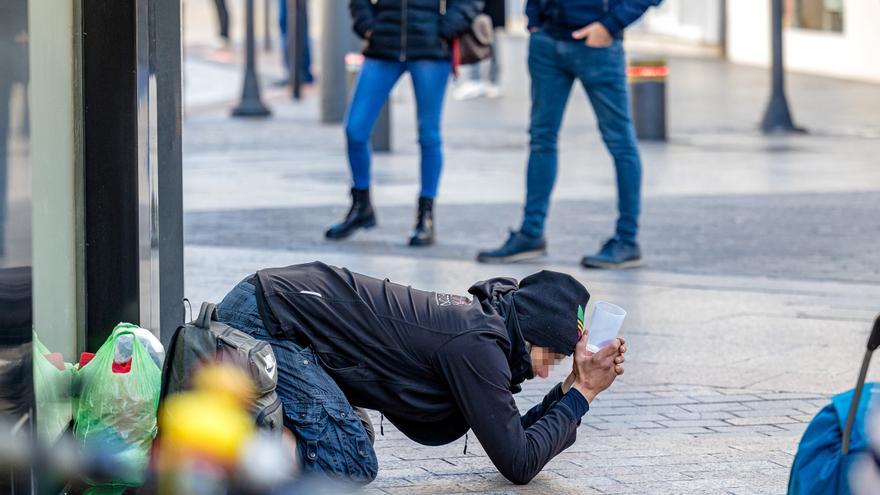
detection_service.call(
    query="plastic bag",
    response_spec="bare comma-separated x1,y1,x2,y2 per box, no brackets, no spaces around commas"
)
112,323,165,370
32,332,74,444
74,326,161,488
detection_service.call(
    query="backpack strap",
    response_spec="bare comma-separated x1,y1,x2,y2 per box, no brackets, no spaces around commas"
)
197,302,218,329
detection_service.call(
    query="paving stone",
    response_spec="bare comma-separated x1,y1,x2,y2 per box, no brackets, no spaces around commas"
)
725,416,801,426
658,419,731,428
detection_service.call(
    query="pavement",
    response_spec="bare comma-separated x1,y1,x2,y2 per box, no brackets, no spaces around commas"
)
181,20,880,495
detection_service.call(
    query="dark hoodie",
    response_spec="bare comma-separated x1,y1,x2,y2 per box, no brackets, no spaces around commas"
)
254,262,586,485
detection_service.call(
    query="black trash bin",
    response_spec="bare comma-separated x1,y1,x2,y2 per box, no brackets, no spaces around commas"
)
346,53,392,152
628,59,667,141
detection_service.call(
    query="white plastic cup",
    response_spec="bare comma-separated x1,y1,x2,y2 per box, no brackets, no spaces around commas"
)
587,301,626,352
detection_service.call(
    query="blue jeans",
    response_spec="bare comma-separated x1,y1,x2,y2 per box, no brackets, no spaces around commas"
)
217,279,378,483
521,31,642,243
345,58,451,198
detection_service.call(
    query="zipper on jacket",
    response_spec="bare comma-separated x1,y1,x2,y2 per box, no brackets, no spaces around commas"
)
603,0,609,12
440,0,446,15
400,0,408,61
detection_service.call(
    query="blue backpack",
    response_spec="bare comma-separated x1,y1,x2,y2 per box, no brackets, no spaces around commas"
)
788,315,880,495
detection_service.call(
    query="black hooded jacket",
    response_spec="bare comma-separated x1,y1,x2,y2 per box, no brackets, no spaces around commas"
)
254,262,583,485
349,0,484,61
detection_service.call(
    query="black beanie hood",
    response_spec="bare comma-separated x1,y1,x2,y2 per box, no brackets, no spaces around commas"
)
512,271,590,356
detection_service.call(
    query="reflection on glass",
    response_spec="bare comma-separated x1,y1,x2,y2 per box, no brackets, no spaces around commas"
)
0,0,32,491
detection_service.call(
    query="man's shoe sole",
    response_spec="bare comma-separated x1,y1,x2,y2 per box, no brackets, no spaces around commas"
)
476,249,547,264
580,258,642,269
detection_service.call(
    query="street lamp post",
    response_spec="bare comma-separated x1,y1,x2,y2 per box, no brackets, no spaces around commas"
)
233,0,271,117
760,0,803,133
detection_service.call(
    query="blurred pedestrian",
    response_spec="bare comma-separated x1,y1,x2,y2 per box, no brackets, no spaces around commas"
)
326,0,484,246
276,0,314,87
452,0,506,100
213,0,230,47
478,0,660,268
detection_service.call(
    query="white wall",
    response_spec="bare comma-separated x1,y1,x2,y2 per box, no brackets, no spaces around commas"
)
727,0,880,83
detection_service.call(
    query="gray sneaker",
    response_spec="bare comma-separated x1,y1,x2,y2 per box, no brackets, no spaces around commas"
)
477,231,547,264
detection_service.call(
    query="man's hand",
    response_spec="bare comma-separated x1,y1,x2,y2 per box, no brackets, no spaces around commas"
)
569,334,626,402
572,22,613,48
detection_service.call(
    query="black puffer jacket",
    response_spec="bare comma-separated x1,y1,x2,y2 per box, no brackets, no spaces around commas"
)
350,0,484,61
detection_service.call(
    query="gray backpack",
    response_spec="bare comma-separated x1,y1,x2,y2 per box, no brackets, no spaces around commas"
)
160,302,284,432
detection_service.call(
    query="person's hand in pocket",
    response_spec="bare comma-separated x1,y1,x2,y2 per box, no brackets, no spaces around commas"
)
572,22,613,48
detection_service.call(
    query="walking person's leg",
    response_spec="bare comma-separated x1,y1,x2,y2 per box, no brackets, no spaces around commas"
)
478,30,574,263
575,41,643,268
213,0,230,43
326,59,405,240
301,5,314,83
407,60,452,246
216,279,379,483
485,31,502,97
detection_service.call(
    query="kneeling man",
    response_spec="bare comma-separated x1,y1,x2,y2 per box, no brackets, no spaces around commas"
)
216,262,626,485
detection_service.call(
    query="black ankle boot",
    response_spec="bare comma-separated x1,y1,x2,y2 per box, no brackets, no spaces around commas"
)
409,196,435,247
325,187,377,240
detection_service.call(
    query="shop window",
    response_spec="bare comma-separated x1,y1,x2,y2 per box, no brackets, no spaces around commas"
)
791,0,844,32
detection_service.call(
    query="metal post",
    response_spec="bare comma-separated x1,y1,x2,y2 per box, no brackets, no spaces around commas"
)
320,1,361,123
233,0,271,117
760,0,803,133
263,0,271,51
287,0,305,100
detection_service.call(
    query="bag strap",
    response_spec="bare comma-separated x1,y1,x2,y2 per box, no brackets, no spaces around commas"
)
842,313,880,454
196,302,218,329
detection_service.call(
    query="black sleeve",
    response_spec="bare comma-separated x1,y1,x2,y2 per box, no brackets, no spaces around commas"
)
436,333,579,485
349,0,376,39
439,0,485,40
520,382,566,430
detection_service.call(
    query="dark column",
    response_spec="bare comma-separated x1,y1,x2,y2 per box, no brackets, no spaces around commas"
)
82,0,140,350
760,0,803,134
154,0,185,346
233,0,272,117
320,1,361,123
82,0,184,349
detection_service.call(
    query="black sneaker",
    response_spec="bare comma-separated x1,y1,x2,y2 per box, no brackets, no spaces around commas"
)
477,231,547,264
581,237,642,269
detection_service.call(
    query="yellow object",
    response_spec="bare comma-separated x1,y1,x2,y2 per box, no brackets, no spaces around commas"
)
192,363,256,406
159,390,255,465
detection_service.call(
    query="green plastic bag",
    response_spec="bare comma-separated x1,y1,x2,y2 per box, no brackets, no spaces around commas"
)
32,332,74,444
74,325,161,489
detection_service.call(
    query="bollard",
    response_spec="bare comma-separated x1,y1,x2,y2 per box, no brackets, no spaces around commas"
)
628,59,667,141
345,53,392,152
761,0,804,133
232,0,271,117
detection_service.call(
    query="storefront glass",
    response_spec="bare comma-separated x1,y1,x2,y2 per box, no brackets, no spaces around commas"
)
792,0,844,32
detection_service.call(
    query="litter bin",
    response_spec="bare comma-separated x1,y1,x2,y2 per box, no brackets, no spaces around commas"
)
346,53,392,152
628,59,667,141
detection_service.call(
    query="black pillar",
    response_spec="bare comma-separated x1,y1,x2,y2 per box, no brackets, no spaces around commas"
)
233,0,272,117
82,0,184,350
82,0,140,350
761,0,803,134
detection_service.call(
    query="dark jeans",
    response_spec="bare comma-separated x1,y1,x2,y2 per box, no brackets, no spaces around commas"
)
217,279,378,483
521,31,642,243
